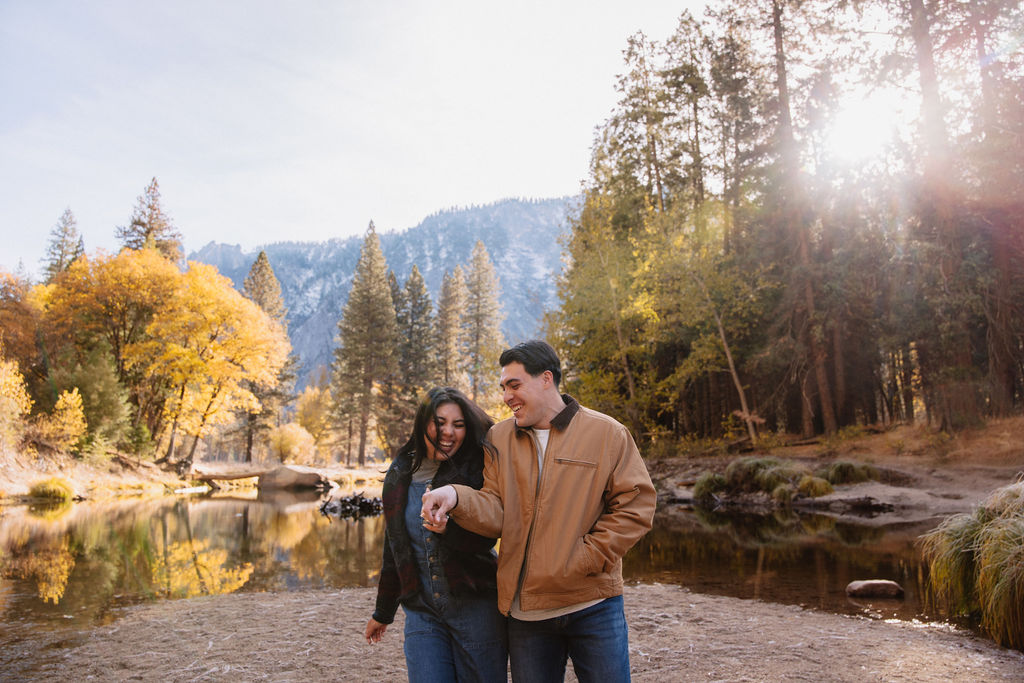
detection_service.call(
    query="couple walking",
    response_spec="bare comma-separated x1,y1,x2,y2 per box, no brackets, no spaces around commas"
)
364,340,657,682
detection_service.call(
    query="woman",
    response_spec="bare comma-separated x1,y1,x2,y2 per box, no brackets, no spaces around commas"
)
364,387,507,682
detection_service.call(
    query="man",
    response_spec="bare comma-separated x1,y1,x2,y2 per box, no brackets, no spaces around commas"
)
421,339,656,682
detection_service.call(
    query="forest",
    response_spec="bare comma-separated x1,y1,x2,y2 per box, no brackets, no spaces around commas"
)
2,0,1023,470
549,0,1023,447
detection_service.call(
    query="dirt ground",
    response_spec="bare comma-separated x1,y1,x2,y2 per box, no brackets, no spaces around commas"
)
4,583,1023,682
3,418,1024,681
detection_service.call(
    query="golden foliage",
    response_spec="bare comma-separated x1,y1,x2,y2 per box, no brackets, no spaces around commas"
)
269,422,315,464
129,262,290,443
151,539,254,599
34,388,88,451
0,348,32,449
8,538,76,604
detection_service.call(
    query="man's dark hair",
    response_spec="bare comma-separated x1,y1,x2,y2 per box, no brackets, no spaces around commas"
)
499,339,561,387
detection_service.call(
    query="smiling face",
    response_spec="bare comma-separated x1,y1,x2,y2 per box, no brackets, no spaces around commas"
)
500,361,555,429
424,401,466,461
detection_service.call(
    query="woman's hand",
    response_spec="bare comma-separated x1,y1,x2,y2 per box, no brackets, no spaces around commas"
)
364,618,388,644
421,512,448,533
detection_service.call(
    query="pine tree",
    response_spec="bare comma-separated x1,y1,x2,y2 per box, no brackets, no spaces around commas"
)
378,265,438,452
332,223,398,465
436,267,468,391
243,251,287,324
42,208,85,282
400,266,437,391
241,250,293,461
462,241,505,401
376,270,407,454
116,177,184,262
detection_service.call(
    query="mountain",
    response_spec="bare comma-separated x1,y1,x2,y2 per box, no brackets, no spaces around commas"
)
188,197,576,388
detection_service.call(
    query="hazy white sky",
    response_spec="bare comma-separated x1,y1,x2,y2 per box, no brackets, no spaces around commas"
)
1,0,704,277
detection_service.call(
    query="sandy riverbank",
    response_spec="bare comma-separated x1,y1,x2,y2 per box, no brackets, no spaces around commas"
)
3,583,1023,682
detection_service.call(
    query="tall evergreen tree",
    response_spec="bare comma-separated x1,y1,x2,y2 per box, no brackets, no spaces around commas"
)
116,177,184,262
436,267,468,392
331,223,398,465
241,250,293,461
462,241,505,401
376,270,408,454
399,265,438,392
380,266,438,451
243,251,287,324
42,208,84,282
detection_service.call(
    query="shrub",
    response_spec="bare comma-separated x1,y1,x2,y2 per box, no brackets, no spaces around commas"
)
797,475,834,498
269,422,315,464
920,481,1024,649
29,477,75,501
34,388,88,452
693,472,727,505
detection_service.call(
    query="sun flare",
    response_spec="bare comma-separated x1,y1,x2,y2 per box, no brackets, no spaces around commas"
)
822,89,906,164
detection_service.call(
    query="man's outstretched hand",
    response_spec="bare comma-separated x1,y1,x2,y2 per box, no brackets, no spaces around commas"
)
421,484,457,531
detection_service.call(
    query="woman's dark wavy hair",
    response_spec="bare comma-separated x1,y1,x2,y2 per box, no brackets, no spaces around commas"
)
397,386,496,474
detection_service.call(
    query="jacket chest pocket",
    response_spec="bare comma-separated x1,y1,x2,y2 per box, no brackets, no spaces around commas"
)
553,455,598,468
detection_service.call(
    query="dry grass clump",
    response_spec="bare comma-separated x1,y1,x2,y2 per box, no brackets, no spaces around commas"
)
920,480,1024,649
816,461,880,485
693,471,727,505
797,474,834,498
704,457,834,504
28,477,75,501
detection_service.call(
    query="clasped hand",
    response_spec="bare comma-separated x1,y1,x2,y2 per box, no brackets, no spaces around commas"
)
420,484,457,532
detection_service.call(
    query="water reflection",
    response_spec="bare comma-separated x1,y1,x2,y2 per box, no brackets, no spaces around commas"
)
2,493,960,652
0,492,384,648
624,506,943,623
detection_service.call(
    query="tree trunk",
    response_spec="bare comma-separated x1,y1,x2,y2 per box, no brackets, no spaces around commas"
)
772,0,837,435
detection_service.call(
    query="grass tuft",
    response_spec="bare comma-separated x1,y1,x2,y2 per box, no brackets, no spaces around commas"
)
920,481,1024,648
28,477,75,502
797,475,834,498
693,472,727,505
816,461,880,485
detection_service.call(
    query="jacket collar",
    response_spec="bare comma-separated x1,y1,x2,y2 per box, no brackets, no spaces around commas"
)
514,394,579,434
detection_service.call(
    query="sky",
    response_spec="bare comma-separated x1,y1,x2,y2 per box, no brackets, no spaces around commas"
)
1,0,705,278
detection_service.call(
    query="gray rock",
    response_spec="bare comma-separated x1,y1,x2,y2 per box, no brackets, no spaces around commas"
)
846,579,905,599
259,465,333,491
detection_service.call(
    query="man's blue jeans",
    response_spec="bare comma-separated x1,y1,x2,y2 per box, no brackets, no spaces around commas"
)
508,595,630,682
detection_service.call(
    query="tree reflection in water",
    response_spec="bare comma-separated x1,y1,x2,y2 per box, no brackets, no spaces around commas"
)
624,507,945,623
0,491,385,645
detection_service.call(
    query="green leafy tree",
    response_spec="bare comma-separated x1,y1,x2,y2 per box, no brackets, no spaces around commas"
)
332,223,398,466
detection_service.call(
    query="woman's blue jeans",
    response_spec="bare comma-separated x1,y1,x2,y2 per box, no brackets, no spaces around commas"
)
508,595,630,682
402,597,508,682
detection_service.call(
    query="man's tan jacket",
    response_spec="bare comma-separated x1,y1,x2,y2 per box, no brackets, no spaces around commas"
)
451,395,656,615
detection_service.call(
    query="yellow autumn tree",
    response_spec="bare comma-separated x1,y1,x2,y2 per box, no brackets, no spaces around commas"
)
0,342,33,450
38,248,182,439
33,388,88,452
127,262,290,473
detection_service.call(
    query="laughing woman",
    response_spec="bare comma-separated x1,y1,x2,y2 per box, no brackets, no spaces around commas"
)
364,387,507,682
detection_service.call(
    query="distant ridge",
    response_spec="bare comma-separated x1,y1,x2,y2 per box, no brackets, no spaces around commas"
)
189,196,576,388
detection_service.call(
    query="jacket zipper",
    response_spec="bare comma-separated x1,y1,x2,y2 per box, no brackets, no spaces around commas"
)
513,429,549,612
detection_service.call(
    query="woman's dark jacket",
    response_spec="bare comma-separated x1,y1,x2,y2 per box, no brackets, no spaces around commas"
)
371,447,499,625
